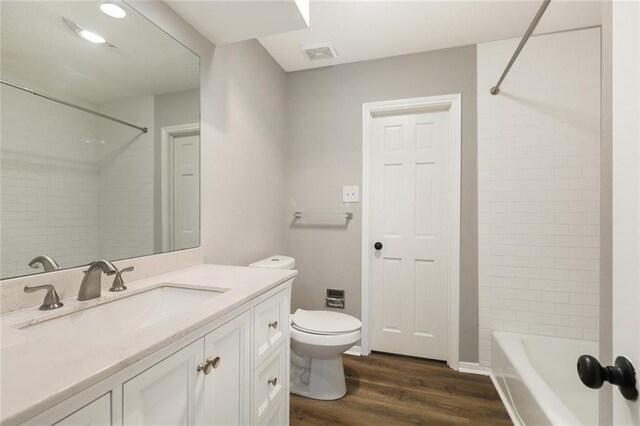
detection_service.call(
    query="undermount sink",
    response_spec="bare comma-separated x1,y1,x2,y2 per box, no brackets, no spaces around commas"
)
14,285,227,343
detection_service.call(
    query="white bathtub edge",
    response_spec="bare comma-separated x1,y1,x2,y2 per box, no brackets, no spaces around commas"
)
458,362,520,425
490,372,523,426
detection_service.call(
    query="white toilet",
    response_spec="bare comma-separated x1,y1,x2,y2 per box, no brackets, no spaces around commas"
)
249,255,362,400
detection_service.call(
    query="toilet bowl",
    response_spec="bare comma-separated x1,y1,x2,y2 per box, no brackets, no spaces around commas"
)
249,255,362,400
289,309,361,400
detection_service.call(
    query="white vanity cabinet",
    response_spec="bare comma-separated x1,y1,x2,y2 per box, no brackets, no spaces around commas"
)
123,338,206,425
203,310,251,425
23,283,291,426
123,311,250,425
54,394,111,426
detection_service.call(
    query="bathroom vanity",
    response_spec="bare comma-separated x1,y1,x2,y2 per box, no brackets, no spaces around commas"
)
0,264,295,425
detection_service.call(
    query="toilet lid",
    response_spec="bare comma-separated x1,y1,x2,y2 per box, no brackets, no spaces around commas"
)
291,309,362,335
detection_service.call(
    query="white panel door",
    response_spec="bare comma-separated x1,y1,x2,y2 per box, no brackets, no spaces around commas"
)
203,312,251,425
123,340,205,425
611,1,640,423
370,109,450,360
173,134,200,250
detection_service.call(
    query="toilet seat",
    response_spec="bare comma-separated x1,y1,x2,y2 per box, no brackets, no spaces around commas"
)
290,326,361,346
291,309,361,336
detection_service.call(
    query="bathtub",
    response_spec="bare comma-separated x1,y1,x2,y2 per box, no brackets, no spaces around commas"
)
492,331,598,426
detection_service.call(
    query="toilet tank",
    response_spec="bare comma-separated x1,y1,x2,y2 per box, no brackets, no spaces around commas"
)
249,255,295,270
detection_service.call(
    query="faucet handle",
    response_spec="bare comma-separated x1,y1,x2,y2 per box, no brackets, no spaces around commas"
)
24,284,64,310
109,266,134,292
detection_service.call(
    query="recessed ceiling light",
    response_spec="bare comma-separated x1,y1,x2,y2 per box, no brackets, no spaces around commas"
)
100,3,126,19
63,17,115,47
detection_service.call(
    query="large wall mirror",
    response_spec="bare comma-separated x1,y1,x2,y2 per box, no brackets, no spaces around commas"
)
0,1,200,280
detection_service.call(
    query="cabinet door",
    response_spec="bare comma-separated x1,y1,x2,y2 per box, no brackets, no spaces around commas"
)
55,393,111,426
123,340,205,425
203,311,251,425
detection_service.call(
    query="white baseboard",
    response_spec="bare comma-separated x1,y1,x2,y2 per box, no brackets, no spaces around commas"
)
344,345,362,356
458,362,491,376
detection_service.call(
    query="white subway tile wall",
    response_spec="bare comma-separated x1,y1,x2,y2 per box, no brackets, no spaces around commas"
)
1,88,155,279
477,28,601,366
97,96,155,261
1,87,100,278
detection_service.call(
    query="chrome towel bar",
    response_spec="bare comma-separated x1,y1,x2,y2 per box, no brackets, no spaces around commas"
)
293,211,353,220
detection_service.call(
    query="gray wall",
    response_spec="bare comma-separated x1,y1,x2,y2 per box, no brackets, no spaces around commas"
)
201,40,289,265
124,2,480,362
130,3,289,267
285,46,479,362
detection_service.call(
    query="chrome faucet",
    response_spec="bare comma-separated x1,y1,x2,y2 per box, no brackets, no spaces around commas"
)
77,260,117,301
29,255,61,272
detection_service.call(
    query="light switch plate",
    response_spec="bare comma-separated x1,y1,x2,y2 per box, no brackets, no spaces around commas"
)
343,186,359,203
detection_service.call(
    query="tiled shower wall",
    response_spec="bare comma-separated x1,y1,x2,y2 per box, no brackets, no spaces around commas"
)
97,96,155,262
1,89,156,279
0,87,100,278
477,28,601,366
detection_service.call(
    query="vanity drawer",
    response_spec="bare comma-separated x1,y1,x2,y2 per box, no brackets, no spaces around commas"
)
259,393,287,426
254,290,288,365
254,343,286,423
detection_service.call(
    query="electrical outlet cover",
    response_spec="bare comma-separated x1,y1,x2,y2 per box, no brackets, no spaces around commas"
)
343,186,359,203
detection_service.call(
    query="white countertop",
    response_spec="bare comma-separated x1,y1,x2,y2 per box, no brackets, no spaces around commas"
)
0,264,297,425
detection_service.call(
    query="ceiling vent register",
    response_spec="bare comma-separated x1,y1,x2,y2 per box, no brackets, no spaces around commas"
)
300,42,338,62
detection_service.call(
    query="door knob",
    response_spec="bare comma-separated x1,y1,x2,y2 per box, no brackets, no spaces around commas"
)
374,242,383,250
577,355,638,400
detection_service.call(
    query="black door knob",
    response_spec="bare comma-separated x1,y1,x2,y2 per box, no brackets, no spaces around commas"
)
374,242,383,250
577,355,638,400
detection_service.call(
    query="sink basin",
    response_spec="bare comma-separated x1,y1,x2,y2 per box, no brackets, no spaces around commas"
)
15,285,227,344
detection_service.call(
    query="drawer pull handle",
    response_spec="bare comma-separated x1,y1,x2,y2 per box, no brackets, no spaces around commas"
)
268,377,278,386
268,320,279,329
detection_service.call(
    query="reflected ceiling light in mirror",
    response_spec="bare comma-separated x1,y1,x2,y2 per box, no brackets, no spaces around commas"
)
79,29,106,44
63,18,115,47
100,3,126,19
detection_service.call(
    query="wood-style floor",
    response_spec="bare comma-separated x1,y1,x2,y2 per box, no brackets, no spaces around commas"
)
290,352,511,425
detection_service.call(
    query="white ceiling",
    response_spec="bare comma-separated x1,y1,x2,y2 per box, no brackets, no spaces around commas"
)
257,0,603,72
165,0,310,45
1,1,199,105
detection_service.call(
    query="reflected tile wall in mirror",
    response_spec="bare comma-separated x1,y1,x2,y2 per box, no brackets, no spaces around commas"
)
0,1,200,279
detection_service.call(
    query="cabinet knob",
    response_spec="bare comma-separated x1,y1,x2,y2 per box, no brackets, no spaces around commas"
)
268,320,279,329
197,360,213,375
268,377,278,386
197,356,221,375
211,356,221,369
374,242,383,250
